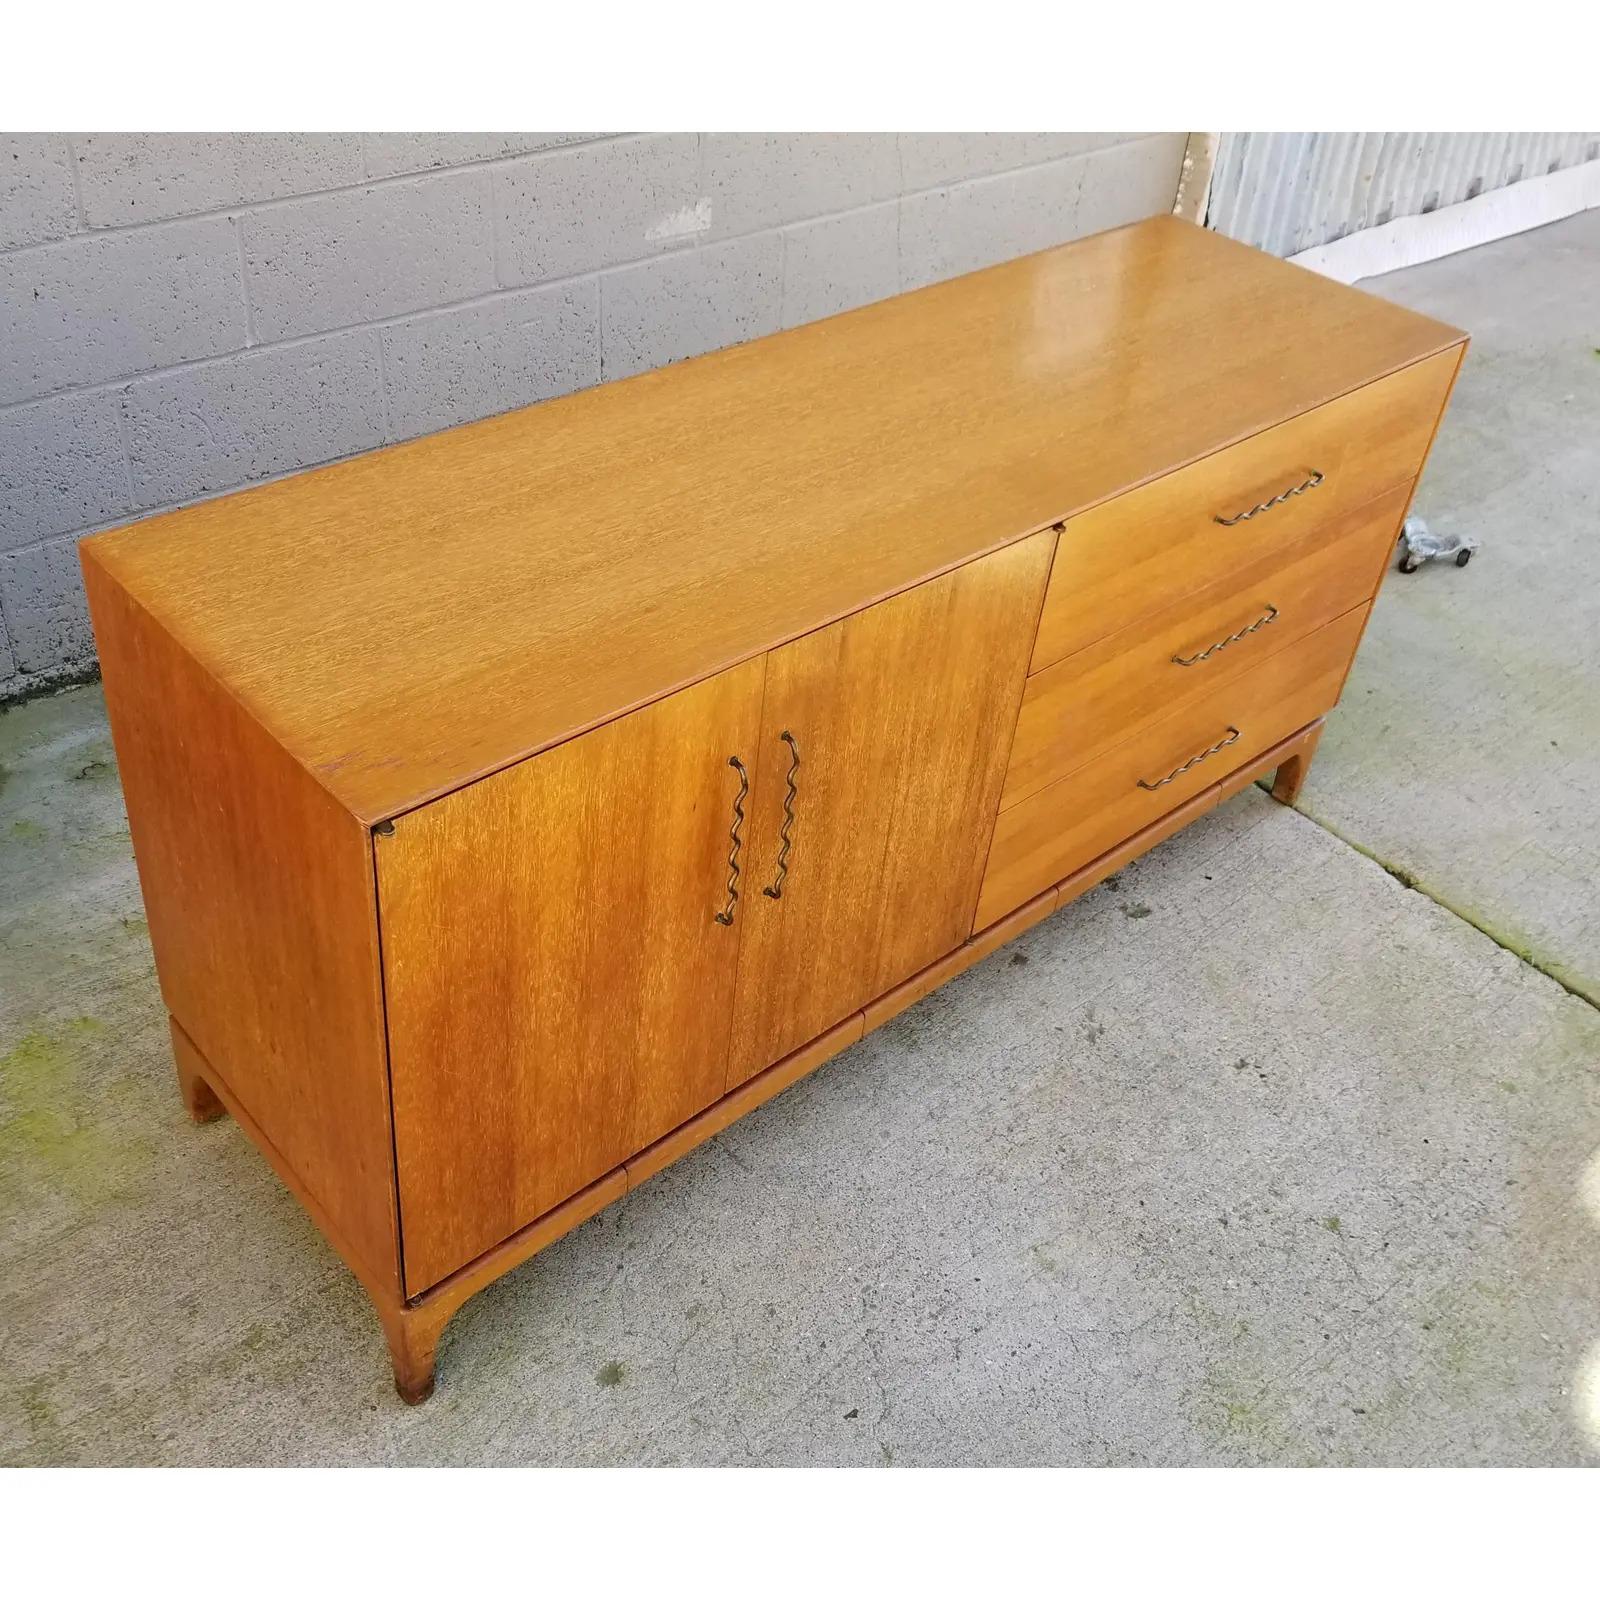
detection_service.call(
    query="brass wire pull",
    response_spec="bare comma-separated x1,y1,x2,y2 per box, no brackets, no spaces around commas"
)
1137,726,1241,791
1171,604,1280,667
762,731,800,899
1213,470,1324,526
713,756,749,926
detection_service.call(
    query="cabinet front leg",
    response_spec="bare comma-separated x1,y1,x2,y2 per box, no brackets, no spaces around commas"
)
1269,722,1325,807
378,1299,452,1406
169,1016,226,1124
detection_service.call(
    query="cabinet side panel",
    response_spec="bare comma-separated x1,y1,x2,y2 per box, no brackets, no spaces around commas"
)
81,554,400,1295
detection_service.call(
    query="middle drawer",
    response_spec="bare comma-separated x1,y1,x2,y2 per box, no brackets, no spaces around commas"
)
1002,481,1409,809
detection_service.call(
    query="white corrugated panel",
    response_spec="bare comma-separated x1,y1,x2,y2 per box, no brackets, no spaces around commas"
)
1208,132,1600,256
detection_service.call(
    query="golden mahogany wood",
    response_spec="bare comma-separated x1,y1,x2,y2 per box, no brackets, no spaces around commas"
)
1003,483,1412,810
81,217,1466,1402
377,657,768,1294
84,218,1463,823
725,533,1054,1084
1028,346,1459,674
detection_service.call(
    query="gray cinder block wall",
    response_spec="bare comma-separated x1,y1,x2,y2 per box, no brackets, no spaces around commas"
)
0,132,1187,697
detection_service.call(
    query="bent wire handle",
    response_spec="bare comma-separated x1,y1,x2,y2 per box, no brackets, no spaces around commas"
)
1137,726,1241,791
713,756,749,926
1172,603,1280,667
1213,470,1324,526
762,731,800,899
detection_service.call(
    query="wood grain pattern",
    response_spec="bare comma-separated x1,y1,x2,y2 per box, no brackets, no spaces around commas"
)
976,606,1371,929
1030,347,1460,674
377,658,767,1294
1003,483,1412,808
82,556,401,1293
725,534,1054,1084
83,218,1465,823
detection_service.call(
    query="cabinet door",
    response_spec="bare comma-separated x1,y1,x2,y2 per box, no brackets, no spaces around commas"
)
378,657,766,1294
727,531,1054,1084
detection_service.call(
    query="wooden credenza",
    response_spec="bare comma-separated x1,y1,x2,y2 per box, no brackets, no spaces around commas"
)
81,217,1465,1402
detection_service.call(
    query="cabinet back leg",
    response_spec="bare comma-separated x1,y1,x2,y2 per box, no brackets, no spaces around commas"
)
169,1015,226,1123
1270,723,1324,807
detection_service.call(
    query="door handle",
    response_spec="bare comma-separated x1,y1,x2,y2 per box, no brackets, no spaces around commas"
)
713,756,749,926
762,731,800,899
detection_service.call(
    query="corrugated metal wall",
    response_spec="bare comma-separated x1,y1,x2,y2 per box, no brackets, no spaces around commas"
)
1208,132,1600,256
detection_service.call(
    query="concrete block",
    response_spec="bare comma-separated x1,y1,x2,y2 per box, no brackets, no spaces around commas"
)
0,218,247,405
1071,133,1189,237
242,172,495,342
382,279,599,440
495,134,703,288
363,133,600,179
898,132,1148,191
704,133,899,237
899,157,1088,291
121,332,385,506
73,134,364,228
0,391,130,552
600,233,782,381
898,135,1183,291
781,202,899,329
0,134,77,251
0,535,92,673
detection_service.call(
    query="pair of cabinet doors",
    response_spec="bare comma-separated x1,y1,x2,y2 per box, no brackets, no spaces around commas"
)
378,533,1053,1290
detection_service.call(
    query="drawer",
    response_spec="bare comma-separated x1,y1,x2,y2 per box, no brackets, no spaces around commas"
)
976,605,1369,929
1031,347,1457,673
1002,482,1409,809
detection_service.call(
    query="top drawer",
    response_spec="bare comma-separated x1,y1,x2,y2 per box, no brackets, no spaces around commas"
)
1031,347,1459,673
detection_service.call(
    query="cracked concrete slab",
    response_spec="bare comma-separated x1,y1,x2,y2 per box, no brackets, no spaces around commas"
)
4,678,1597,1464
1299,208,1600,1003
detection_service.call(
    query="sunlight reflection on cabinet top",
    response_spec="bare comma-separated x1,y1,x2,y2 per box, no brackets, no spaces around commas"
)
82,216,1465,822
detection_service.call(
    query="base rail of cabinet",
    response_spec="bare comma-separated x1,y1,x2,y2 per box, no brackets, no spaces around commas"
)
170,715,1326,1404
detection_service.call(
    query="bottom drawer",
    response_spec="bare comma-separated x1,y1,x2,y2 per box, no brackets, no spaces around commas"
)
974,604,1369,928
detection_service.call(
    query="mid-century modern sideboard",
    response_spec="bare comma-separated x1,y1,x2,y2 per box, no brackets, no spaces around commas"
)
81,216,1466,1402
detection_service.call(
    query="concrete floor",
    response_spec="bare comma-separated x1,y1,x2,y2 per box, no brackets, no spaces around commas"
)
2,212,1598,1466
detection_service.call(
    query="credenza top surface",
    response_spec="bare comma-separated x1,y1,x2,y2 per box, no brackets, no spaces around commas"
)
83,216,1464,822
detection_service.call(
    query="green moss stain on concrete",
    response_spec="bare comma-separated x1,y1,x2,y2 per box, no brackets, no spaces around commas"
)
1295,807,1600,1010
0,1016,153,1217
10,817,45,842
1189,1367,1302,1460
596,1360,626,1388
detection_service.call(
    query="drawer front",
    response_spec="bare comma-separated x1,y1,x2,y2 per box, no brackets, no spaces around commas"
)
1003,482,1408,809
1031,347,1457,673
976,605,1369,929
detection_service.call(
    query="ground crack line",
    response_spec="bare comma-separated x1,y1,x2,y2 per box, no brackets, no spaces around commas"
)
1289,803,1600,1014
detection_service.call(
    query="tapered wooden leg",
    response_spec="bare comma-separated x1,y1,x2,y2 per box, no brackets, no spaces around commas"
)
169,1015,226,1123
1269,722,1324,807
377,1299,453,1405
